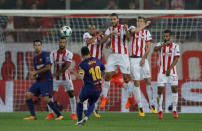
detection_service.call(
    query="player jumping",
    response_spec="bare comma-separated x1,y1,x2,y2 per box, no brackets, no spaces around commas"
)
100,13,131,109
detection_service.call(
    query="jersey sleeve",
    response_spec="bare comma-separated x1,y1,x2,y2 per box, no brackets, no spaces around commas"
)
43,52,51,65
146,30,152,42
155,42,162,47
33,56,37,70
83,32,90,46
78,63,85,75
64,52,73,63
50,51,54,64
174,44,180,57
105,27,110,35
128,26,136,34
99,60,105,71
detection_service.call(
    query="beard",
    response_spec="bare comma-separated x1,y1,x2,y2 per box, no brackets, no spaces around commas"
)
59,46,65,50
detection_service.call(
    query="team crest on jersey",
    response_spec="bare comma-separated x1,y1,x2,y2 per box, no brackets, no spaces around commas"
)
39,58,42,62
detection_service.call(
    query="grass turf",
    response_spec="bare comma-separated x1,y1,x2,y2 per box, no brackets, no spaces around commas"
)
0,112,202,131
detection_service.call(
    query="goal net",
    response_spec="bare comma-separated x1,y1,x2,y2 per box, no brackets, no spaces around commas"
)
0,10,201,113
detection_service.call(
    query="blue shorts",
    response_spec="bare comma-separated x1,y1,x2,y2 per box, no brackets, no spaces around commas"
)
79,86,101,105
28,81,53,97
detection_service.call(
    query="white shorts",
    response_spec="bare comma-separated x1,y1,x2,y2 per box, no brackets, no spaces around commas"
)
53,79,74,92
130,58,151,80
157,73,178,87
105,53,130,74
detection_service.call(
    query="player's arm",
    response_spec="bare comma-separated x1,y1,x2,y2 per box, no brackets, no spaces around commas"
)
154,41,171,51
140,42,151,66
101,28,117,44
85,37,97,45
131,21,151,34
166,56,179,76
124,24,130,41
30,64,51,78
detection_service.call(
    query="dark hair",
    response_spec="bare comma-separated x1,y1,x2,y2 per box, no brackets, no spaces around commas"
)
137,16,146,21
81,46,90,56
60,36,66,40
33,40,42,45
164,29,172,35
110,13,119,19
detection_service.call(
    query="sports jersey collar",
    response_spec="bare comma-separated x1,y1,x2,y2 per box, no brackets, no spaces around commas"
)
57,49,66,54
113,24,121,28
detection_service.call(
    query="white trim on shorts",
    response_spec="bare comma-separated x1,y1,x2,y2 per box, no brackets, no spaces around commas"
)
53,79,74,92
157,73,178,87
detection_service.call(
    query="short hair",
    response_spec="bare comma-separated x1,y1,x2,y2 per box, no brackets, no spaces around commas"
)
137,16,146,21
33,39,42,45
164,30,172,35
110,13,119,19
81,46,90,56
60,36,66,40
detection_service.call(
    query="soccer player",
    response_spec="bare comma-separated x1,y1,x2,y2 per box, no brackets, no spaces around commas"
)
154,30,180,119
46,37,77,120
82,24,105,118
75,46,105,125
100,13,131,109
126,16,157,117
24,40,63,120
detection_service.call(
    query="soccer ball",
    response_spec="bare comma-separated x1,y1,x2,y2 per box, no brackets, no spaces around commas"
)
60,26,72,37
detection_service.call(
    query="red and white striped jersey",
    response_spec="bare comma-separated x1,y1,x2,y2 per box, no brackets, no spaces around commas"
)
105,24,128,54
129,26,152,57
83,32,104,60
156,42,180,75
50,49,73,81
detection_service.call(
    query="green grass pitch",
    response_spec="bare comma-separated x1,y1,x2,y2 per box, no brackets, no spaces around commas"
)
0,112,202,131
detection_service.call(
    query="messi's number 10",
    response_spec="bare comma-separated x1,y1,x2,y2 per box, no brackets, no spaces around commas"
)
89,66,101,81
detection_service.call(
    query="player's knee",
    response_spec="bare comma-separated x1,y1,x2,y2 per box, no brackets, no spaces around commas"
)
134,81,140,87
67,91,74,98
157,87,163,95
104,73,112,81
171,86,178,93
43,96,50,103
144,78,151,85
25,92,32,100
123,75,130,83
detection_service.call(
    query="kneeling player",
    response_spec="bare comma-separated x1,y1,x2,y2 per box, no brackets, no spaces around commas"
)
154,30,180,119
75,46,105,125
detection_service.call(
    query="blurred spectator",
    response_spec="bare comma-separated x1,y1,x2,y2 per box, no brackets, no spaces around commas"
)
25,0,46,9
15,0,26,9
105,0,119,9
129,0,139,9
184,0,200,10
145,0,166,9
170,0,184,10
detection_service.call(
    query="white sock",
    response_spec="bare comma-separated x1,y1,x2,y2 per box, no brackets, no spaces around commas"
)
94,98,100,110
83,100,88,110
133,86,142,108
126,82,133,98
158,94,163,111
48,97,54,113
172,92,178,111
70,96,76,114
102,81,110,98
146,85,154,105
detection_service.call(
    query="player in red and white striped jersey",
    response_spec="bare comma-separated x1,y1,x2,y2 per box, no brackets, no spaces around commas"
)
126,16,157,117
46,37,77,120
100,13,131,108
154,30,180,119
82,25,105,118
83,25,104,60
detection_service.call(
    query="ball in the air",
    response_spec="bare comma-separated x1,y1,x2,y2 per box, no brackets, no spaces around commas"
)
60,26,72,37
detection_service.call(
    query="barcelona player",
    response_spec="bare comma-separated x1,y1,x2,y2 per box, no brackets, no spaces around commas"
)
75,46,105,125
24,40,63,120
